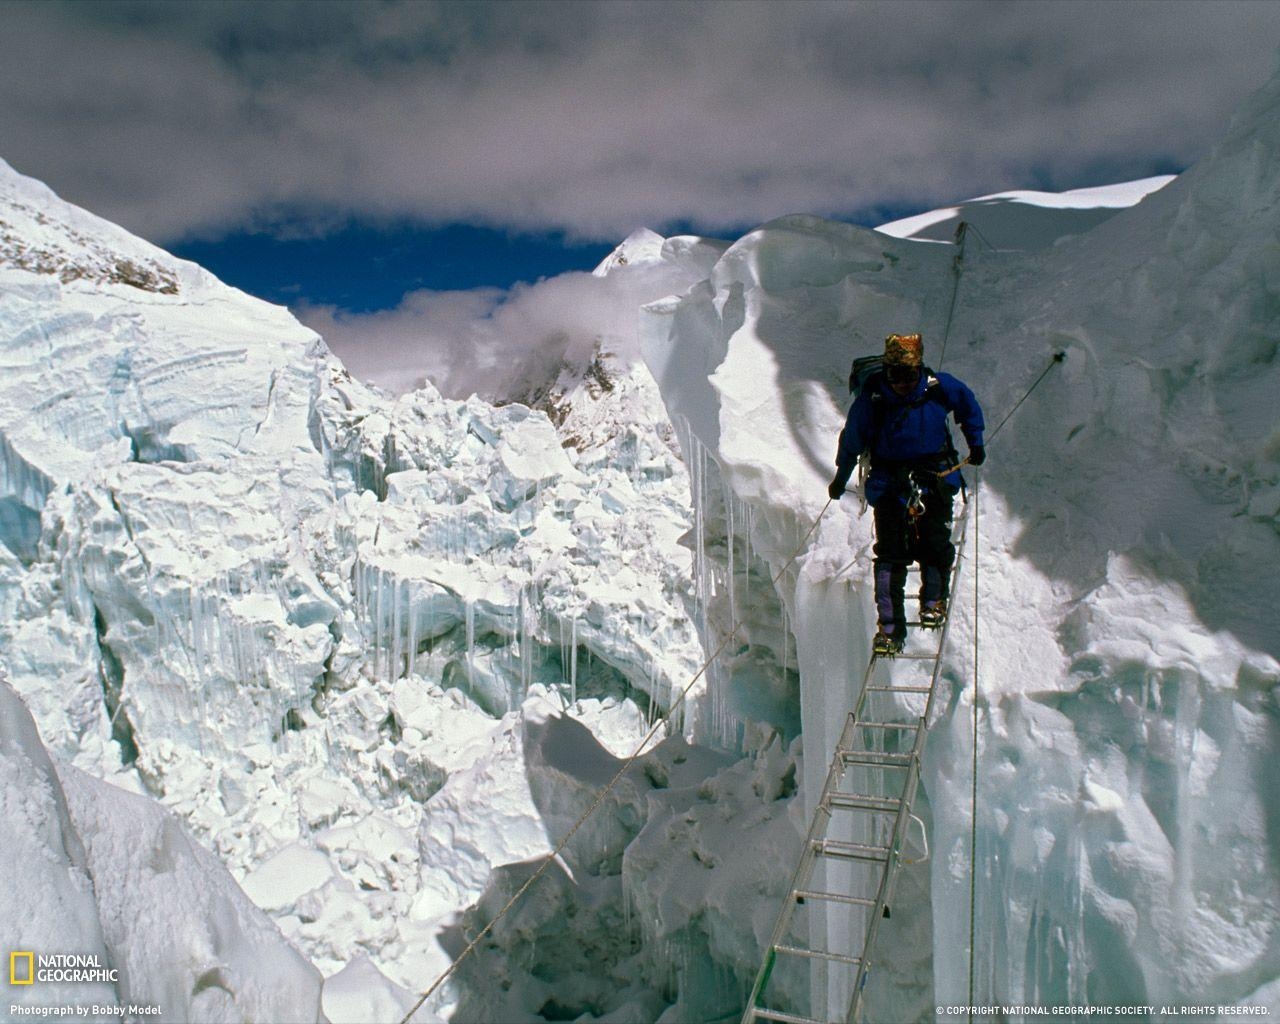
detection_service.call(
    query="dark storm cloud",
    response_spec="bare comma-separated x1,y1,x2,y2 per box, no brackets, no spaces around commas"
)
2,0,1278,242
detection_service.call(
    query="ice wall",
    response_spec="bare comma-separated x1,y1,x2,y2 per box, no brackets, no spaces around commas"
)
642,68,1280,1021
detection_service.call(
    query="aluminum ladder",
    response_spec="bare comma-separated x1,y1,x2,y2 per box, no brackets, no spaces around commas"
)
741,507,969,1024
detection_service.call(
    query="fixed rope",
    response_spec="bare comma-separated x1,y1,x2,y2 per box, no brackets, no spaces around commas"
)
935,221,967,369
968,470,981,1021
396,499,834,1024
963,221,1000,256
931,350,1067,478
936,219,1004,371
987,351,1065,443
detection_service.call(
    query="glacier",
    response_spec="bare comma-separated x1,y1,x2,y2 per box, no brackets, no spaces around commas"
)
0,63,1278,1024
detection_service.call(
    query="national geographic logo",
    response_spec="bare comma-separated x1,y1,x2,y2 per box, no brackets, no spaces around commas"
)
8,952,119,985
10,952,33,986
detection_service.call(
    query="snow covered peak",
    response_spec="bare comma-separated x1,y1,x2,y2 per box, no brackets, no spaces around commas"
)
594,226,731,279
0,158,200,296
0,159,335,562
593,226,667,275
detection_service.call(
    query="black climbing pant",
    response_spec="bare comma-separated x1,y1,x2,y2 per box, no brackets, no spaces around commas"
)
872,477,956,631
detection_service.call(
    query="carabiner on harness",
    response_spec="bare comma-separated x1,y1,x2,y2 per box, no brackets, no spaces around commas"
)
906,474,927,535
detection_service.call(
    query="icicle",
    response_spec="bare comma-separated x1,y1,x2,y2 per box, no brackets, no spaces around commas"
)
569,618,578,705
516,588,525,700
623,876,633,941
390,574,403,683
372,565,384,681
522,587,535,698
726,485,736,628
558,618,566,701
406,581,417,679
427,587,435,662
465,599,476,686
781,599,790,683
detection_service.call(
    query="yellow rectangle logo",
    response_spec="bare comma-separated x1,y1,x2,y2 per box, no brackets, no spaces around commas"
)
10,951,34,985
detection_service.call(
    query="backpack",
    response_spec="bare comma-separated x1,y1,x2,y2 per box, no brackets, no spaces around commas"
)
848,354,883,395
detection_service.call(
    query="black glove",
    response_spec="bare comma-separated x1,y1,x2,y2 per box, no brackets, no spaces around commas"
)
824,468,855,504
829,463,854,500
968,445,986,467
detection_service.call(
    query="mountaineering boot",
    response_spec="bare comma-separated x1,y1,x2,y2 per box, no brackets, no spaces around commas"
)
919,600,947,629
919,564,950,628
874,561,909,656
872,628,905,657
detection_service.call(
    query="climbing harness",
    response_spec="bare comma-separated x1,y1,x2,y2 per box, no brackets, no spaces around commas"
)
396,500,835,1024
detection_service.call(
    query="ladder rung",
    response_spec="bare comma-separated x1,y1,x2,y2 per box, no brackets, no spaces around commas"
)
840,750,914,767
892,652,940,660
866,685,932,694
749,1009,823,1024
774,943,863,966
794,889,877,907
814,839,891,862
856,720,920,731
827,792,902,813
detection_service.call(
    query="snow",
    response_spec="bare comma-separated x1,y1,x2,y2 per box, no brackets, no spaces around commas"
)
0,676,119,1019
877,175,1176,250
1,62,1278,1024
1,675,325,1022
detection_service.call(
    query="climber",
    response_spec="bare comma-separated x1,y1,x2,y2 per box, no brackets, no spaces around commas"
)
827,333,985,656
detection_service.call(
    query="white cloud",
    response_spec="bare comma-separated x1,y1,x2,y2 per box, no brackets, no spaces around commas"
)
303,250,714,400
2,1,1278,244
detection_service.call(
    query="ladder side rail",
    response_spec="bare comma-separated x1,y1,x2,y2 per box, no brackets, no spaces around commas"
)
743,709,880,1023
847,716,928,1020
851,652,880,724
876,733,928,914
917,505,970,727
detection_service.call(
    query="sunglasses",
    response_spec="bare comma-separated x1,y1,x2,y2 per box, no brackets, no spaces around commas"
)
885,364,920,384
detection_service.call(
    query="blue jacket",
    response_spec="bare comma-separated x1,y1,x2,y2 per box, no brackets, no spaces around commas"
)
835,369,984,507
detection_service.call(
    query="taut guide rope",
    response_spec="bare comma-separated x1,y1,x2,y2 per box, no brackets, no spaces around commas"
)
968,468,981,1022
396,499,835,1024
